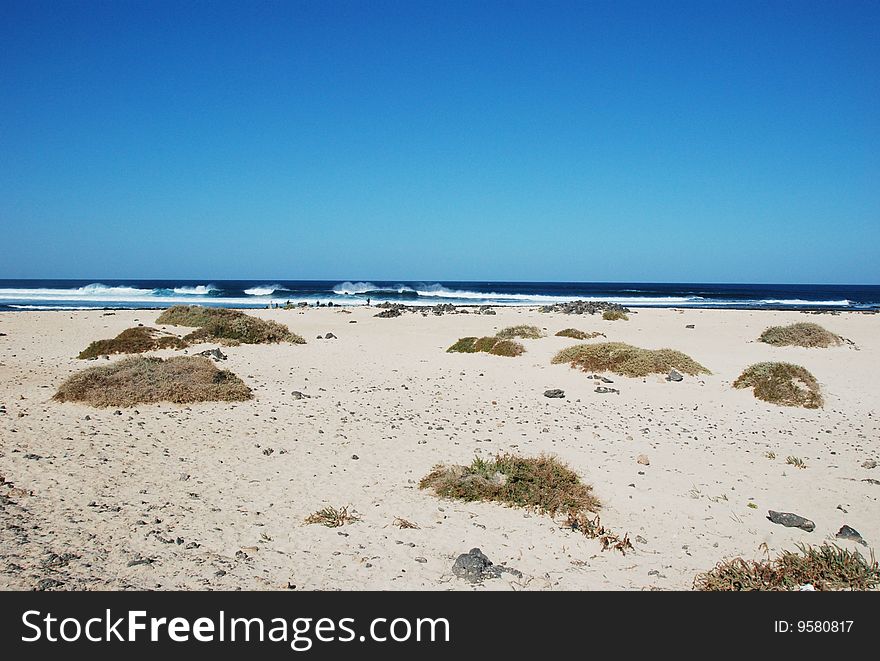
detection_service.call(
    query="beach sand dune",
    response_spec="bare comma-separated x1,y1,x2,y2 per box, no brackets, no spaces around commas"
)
0,307,877,590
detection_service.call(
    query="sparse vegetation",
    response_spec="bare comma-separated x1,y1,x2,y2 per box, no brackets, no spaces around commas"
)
156,305,305,345
53,356,252,407
393,516,419,529
555,328,605,340
420,454,599,516
602,309,629,321
786,456,807,469
765,451,776,460
694,543,880,591
304,506,360,527
447,336,525,357
758,322,842,348
562,513,633,554
733,362,822,409
552,342,710,378
78,326,187,359
496,325,544,339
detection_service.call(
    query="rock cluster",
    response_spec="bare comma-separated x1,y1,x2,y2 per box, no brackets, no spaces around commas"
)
539,300,630,315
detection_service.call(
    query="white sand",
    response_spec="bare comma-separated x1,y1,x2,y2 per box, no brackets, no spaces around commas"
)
0,306,877,590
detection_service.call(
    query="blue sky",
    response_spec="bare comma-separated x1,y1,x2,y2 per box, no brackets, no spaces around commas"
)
1,0,877,283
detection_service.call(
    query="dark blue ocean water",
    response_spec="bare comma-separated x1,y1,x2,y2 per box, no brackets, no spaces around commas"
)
0,280,878,310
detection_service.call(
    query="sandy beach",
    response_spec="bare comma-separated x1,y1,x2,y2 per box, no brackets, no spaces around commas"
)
1,306,877,591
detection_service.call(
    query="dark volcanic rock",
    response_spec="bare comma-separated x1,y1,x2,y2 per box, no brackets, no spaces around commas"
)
666,369,683,382
374,308,402,318
767,510,815,532
539,300,630,316
543,389,565,398
452,548,501,583
325,332,337,339
835,525,867,546
595,386,620,394
197,348,227,361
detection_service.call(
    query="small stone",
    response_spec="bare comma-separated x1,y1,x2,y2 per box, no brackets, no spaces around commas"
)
351,454,359,460
543,389,565,398
835,525,867,546
637,454,650,466
862,459,877,469
767,510,815,532
666,369,683,382
325,332,337,339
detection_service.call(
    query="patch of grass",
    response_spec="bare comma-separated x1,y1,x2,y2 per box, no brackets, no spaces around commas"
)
446,336,525,357
602,309,629,321
496,325,544,339
694,543,880,591
733,362,822,409
53,356,252,407
446,337,479,353
758,322,842,348
304,506,360,527
786,456,807,469
555,328,605,340
420,454,599,516
552,342,710,378
78,327,187,359
156,305,305,345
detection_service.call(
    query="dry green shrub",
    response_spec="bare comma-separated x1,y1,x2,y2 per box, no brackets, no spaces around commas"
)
53,356,252,407
694,544,880,591
733,362,822,408
157,305,304,345
78,327,187,359
304,506,360,527
446,336,525,357
758,323,842,348
552,342,709,377
602,309,629,321
555,328,605,340
563,513,633,554
420,454,599,516
496,325,544,339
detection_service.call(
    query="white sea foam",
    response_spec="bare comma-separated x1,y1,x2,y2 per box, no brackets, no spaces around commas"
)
172,285,218,295
244,285,281,296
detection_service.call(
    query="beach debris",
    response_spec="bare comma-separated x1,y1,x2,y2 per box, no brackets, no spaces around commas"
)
637,454,650,466
685,324,695,329
394,516,419,529
325,332,337,339
666,369,684,382
197,348,227,361
543,389,565,398
291,391,311,400
835,525,867,546
595,386,619,394
862,459,877,469
767,510,815,532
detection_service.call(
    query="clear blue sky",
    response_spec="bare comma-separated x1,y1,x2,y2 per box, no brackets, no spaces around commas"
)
1,0,877,283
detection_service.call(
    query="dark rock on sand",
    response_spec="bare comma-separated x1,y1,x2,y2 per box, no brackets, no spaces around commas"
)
291,391,311,400
685,324,695,329
452,548,501,583
835,525,867,546
543,389,565,399
539,300,630,316
375,308,402,318
666,369,683,382
197,348,227,361
325,332,337,339
595,386,620,394
767,510,815,532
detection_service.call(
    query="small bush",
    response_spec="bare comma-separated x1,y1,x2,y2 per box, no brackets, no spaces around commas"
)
555,328,605,340
694,543,880,591
552,342,709,377
420,454,599,516
733,362,822,408
758,323,841,348
304,506,360,527
156,305,305,345
496,325,544,339
446,336,525,357
602,310,628,321
78,327,187,359
53,356,252,407
447,337,479,353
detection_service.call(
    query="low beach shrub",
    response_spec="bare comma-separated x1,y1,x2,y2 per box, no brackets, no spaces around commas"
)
694,543,880,591
552,342,709,377
496,325,545,339
78,326,187,359
555,328,605,340
733,362,822,408
602,309,629,321
758,322,842,348
446,336,525,357
420,454,599,516
53,356,252,407
304,506,360,527
156,305,305,345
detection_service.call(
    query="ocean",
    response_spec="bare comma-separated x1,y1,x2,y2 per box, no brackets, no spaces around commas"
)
0,280,878,311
